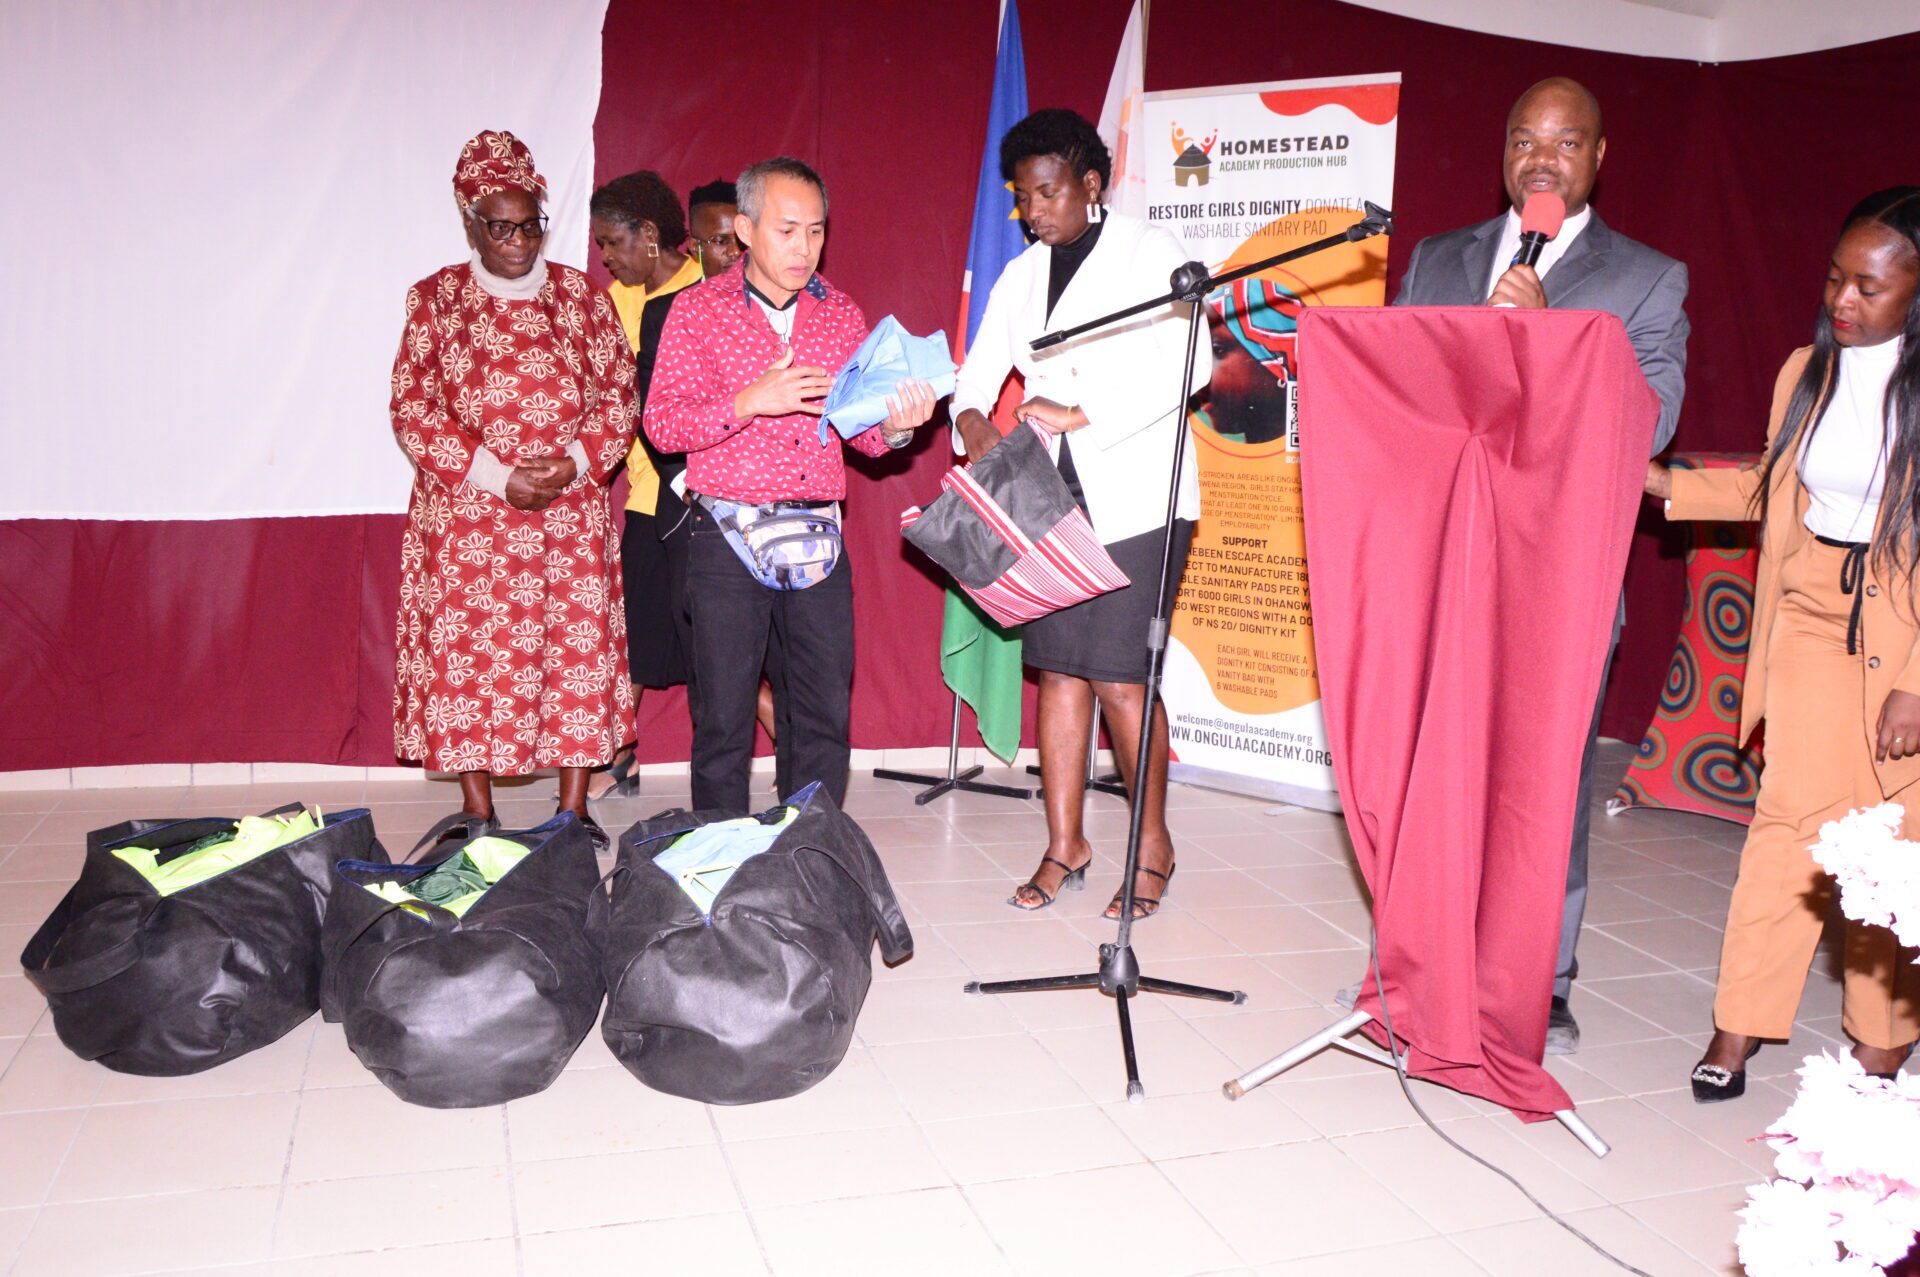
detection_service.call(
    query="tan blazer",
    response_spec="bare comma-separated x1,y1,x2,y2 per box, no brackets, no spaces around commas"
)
1667,346,1920,798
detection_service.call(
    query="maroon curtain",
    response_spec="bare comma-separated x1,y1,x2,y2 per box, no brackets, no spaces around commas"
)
0,517,402,770
6,1,1917,770
1298,307,1655,1119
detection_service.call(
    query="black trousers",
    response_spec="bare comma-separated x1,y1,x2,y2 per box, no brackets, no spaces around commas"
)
686,504,853,812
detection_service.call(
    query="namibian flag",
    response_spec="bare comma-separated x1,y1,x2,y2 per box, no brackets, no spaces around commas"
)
942,0,1029,764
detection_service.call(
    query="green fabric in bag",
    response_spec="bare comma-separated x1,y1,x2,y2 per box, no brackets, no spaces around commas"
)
365,835,532,920
112,809,322,897
404,852,488,906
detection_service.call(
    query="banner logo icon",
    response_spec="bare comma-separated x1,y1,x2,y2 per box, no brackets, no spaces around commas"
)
1170,122,1217,187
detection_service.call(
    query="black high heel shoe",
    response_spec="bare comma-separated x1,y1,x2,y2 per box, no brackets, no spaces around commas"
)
587,748,638,799
603,750,639,796
1008,855,1089,911
1690,1040,1762,1104
1860,1042,1913,1081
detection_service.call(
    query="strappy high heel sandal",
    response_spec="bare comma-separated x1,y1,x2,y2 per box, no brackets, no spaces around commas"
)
1105,862,1175,921
1008,855,1089,911
1690,1040,1762,1104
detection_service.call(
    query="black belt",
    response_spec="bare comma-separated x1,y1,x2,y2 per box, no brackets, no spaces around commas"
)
1816,534,1869,655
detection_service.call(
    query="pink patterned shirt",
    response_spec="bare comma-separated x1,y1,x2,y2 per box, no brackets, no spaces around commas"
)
643,257,892,503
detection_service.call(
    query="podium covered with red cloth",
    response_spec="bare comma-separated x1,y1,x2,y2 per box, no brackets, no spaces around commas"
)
1296,307,1656,1121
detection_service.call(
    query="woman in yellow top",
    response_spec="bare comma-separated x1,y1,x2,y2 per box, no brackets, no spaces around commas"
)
590,172,706,795
1646,187,1920,1101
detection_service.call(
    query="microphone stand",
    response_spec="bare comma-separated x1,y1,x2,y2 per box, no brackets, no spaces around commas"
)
964,203,1395,1102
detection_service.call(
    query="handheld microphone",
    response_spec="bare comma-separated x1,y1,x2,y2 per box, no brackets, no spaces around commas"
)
1513,191,1567,269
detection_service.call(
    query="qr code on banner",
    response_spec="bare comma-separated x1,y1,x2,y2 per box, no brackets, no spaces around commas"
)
1286,383,1301,455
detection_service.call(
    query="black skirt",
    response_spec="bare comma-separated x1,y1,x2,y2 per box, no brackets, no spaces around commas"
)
621,508,692,689
1022,520,1194,684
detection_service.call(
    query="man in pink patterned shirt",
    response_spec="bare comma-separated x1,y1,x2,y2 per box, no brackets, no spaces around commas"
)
645,157,937,810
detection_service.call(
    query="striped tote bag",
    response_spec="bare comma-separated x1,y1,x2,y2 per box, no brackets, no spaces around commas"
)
900,423,1129,627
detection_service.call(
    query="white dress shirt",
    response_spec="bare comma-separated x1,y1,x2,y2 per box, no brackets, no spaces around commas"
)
1800,337,1902,542
1486,203,1594,300
951,212,1210,544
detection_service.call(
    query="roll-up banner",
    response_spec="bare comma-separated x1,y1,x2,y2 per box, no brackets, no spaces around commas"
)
1146,73,1400,812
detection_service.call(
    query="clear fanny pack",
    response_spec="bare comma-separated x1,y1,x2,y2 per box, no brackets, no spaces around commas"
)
698,494,843,590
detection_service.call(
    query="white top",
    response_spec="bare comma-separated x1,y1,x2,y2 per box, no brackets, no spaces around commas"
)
1485,203,1594,299
950,212,1211,544
1800,337,1903,542
750,292,797,344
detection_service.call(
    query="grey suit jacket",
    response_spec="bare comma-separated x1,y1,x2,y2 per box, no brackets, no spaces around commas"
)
1392,211,1689,454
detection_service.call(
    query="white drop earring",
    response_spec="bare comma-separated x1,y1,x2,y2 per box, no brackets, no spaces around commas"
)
1087,202,1104,224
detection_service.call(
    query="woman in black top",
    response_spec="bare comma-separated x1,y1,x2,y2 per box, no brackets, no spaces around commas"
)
953,110,1206,920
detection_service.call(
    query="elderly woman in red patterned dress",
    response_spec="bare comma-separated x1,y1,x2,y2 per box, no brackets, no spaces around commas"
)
389,130,637,848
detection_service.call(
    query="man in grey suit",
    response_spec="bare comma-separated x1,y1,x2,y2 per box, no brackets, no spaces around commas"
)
1391,77,1689,1054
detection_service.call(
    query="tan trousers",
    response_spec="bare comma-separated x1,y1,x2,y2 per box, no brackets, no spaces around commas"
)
1714,539,1920,1048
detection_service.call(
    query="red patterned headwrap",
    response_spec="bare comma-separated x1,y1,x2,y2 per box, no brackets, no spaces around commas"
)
452,130,547,209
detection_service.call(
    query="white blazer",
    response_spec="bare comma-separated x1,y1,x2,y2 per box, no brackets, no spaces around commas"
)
951,212,1210,545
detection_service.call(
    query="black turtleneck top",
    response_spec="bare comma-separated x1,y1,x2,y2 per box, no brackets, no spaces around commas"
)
1045,218,1104,321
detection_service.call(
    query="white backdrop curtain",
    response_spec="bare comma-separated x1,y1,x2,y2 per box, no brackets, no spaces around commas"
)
2,0,607,519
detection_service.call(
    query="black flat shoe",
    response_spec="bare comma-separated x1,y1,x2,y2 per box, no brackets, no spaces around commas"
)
1691,1041,1762,1104
410,811,498,861
1008,854,1089,911
558,807,609,855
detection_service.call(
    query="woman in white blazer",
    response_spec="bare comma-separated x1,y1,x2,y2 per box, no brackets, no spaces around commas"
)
953,109,1210,919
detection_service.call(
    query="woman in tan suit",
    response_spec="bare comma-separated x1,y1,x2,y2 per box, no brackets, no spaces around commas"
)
1646,187,1920,1102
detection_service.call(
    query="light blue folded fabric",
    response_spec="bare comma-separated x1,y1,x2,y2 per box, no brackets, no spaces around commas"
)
820,315,957,443
652,808,799,915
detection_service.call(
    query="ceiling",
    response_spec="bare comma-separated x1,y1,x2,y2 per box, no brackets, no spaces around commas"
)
1342,0,1920,61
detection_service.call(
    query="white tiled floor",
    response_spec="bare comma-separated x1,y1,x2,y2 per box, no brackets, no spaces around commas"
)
0,743,1848,1275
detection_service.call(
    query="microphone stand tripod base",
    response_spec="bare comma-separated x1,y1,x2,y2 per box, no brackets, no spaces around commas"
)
874,692,1035,805
965,940,1246,1103
1220,1009,1611,1159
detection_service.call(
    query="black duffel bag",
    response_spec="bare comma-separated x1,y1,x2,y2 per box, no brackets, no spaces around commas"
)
20,805,383,1075
321,811,604,1108
599,782,913,1104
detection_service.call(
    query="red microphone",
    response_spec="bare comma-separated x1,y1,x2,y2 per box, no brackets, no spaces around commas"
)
1514,191,1567,269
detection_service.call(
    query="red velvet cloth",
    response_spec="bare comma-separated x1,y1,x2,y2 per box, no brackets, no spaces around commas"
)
1298,307,1655,1120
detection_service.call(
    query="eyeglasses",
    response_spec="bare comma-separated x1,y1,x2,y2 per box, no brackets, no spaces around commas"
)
694,232,741,254
468,210,549,242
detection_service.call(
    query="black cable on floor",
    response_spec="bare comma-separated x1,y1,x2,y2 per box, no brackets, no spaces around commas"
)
1366,928,1656,1276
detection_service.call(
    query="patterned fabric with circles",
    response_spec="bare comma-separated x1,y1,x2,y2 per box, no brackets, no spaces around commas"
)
1614,453,1766,824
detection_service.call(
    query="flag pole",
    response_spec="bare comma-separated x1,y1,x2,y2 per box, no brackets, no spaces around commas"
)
881,0,1035,808
874,692,1035,805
